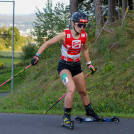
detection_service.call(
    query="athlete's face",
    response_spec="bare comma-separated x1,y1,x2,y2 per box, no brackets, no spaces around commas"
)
74,22,86,33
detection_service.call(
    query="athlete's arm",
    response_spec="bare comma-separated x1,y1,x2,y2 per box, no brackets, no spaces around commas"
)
37,32,65,55
82,34,91,63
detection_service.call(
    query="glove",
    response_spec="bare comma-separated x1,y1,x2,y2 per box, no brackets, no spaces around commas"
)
87,64,96,75
31,55,39,66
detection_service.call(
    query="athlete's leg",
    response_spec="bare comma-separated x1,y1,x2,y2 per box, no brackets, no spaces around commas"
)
73,72,90,106
59,69,76,125
59,69,76,108
73,72,103,120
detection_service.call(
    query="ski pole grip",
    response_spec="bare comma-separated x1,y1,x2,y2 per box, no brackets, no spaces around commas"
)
85,68,97,78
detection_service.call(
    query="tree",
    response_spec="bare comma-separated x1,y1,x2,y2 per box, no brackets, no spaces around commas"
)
8,27,21,49
0,38,6,50
33,2,70,45
0,26,27,51
133,0,134,12
70,0,78,16
94,0,103,36
69,0,79,28
122,0,128,17
108,0,116,23
0,26,11,48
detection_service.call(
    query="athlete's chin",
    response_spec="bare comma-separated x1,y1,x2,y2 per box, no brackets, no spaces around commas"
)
79,30,83,33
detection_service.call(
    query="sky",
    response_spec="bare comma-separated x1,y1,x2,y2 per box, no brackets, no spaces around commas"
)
0,0,69,15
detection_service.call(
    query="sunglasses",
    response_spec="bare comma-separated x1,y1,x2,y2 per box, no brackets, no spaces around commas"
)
77,23,86,28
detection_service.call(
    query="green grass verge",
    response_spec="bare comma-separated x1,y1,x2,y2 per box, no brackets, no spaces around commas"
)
0,108,134,118
0,51,22,58
0,57,21,66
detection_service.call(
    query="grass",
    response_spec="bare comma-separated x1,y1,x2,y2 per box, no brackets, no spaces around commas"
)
0,57,21,67
0,50,22,58
0,66,29,93
0,51,23,92
0,15,134,117
0,51,28,92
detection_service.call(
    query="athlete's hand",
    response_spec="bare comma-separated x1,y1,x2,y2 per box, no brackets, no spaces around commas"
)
31,55,39,66
87,64,96,74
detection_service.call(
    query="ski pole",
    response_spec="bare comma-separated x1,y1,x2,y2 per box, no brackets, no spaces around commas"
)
0,64,31,87
44,70,95,115
44,93,67,114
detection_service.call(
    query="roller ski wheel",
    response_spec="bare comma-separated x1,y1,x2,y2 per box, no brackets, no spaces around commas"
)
75,116,120,123
62,121,74,130
75,116,83,123
111,116,120,123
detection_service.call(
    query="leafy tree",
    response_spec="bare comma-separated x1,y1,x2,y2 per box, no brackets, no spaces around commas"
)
78,0,93,11
0,26,7,34
33,2,70,46
0,38,6,50
8,27,26,50
0,26,28,51
0,26,9,48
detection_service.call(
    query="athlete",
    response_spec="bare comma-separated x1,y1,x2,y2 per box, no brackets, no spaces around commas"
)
31,11,102,127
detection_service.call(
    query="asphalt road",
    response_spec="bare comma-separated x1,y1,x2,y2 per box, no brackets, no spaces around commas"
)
0,113,134,134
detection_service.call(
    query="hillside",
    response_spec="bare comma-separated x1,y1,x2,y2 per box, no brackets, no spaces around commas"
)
0,14,134,117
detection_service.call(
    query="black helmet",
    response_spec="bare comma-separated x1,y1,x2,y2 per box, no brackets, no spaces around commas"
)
72,11,88,23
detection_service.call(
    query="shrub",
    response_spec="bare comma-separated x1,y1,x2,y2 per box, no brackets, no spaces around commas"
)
21,43,38,60
0,63,6,69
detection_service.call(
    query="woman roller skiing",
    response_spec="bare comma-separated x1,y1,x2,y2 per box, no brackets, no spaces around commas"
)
31,11,103,129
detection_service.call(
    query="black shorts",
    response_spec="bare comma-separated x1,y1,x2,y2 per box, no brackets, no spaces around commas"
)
57,59,83,77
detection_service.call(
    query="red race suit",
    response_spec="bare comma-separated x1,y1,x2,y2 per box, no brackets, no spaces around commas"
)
61,29,87,62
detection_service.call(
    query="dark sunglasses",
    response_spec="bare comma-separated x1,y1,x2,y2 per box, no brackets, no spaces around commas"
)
77,23,86,28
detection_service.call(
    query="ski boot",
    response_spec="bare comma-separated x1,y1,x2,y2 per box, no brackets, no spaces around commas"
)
85,105,103,121
62,109,74,130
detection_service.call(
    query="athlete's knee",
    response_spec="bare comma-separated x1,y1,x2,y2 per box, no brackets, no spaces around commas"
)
79,89,88,97
67,86,76,97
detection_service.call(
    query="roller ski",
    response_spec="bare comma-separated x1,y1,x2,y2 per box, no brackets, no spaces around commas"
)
62,109,74,130
75,116,119,123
